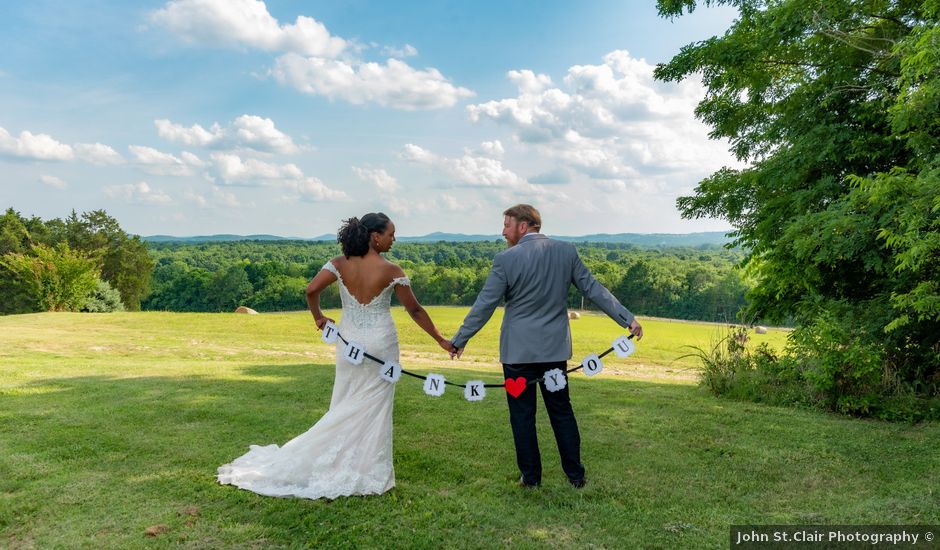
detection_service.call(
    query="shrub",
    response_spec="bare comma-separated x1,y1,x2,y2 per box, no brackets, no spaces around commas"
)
82,279,125,313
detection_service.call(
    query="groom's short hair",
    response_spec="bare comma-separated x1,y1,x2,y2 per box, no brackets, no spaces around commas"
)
504,204,541,231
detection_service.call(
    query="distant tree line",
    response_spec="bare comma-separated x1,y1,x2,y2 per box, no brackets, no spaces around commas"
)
0,208,152,314
142,239,752,322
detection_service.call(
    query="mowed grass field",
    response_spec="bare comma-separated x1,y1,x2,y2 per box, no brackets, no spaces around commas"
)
1,308,937,549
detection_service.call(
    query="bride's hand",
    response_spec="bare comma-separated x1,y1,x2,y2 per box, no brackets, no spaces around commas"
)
437,338,456,354
316,317,335,330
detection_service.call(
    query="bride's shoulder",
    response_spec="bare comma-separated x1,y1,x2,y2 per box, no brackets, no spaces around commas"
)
382,259,406,279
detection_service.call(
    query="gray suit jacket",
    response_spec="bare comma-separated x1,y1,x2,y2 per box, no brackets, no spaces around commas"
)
452,233,635,364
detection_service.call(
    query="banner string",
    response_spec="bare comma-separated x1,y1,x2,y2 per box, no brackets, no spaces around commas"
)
335,332,634,389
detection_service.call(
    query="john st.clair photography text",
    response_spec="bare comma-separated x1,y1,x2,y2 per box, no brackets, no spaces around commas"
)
730,525,938,549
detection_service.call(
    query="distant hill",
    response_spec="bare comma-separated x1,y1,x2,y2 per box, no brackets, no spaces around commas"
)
143,231,733,247
144,234,308,243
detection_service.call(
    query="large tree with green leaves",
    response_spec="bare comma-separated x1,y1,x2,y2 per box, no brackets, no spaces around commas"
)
656,0,939,417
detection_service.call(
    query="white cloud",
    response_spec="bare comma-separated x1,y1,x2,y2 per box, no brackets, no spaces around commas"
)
476,140,504,158
154,119,222,147
105,181,173,204
75,143,124,165
272,54,474,110
381,44,418,58
180,151,206,167
282,177,348,202
38,174,67,189
401,143,526,188
155,114,303,154
128,145,196,176
0,127,124,165
0,127,74,161
151,0,472,110
150,0,347,57
208,152,347,201
230,115,301,154
210,152,302,183
467,50,738,191
184,186,242,208
507,70,552,94
352,166,398,191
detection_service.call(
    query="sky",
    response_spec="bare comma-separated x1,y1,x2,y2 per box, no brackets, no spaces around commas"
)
0,0,743,238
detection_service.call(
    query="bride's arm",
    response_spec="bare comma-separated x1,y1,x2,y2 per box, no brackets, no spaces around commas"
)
393,283,454,353
306,268,337,330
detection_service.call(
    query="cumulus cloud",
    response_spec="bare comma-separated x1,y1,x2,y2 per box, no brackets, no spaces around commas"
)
352,166,399,191
155,114,303,154
151,0,473,110
38,175,68,189
154,119,221,147
381,44,418,58
507,70,552,94
105,181,173,204
401,144,527,188
271,54,473,110
475,140,505,158
0,127,74,161
210,152,303,183
184,186,242,208
150,0,347,57
467,50,738,191
0,127,125,166
75,143,124,165
207,152,347,201
129,145,201,176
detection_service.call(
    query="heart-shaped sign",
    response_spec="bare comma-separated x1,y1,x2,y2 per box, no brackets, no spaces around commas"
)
504,376,527,398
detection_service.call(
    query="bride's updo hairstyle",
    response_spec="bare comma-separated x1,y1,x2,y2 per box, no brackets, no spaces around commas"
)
337,212,391,258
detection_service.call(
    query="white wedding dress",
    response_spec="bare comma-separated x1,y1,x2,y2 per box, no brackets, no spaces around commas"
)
217,260,408,499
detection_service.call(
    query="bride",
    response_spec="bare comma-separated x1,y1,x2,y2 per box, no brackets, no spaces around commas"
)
217,213,454,499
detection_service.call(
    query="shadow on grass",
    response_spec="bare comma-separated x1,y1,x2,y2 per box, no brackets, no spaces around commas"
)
2,364,939,548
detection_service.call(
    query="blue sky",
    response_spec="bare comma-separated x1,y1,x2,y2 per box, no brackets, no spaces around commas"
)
1,0,741,237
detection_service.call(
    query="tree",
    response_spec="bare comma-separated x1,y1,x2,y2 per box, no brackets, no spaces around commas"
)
0,243,99,312
656,0,939,415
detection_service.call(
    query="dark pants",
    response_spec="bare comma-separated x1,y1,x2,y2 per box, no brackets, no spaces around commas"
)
503,361,585,485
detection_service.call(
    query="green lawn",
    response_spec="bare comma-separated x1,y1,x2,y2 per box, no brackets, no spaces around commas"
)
1,309,937,549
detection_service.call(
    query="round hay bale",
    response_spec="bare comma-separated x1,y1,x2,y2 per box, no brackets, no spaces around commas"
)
235,306,258,315
754,325,768,334
568,311,581,320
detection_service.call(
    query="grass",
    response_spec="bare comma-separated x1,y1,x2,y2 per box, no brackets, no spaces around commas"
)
1,308,937,549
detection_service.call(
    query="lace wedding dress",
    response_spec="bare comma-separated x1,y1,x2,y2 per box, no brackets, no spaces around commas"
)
217,260,408,499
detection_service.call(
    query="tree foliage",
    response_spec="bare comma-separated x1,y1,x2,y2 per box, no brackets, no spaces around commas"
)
656,0,940,418
0,208,153,314
142,240,752,321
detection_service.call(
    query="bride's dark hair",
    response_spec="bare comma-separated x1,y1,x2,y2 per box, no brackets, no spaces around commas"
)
337,212,391,258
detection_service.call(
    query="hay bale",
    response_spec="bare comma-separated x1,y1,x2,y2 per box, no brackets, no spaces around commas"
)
235,306,258,314
568,311,581,320
755,325,768,334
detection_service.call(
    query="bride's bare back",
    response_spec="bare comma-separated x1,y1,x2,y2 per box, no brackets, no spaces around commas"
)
330,255,400,305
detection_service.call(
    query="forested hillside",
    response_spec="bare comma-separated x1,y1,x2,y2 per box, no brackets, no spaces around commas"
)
142,239,751,322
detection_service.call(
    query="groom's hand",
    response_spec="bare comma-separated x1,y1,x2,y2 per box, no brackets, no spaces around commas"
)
449,342,464,360
629,319,643,341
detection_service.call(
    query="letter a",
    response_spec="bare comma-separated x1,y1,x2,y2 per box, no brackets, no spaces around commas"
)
379,361,402,383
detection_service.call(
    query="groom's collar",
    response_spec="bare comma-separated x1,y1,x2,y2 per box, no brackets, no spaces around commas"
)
518,232,545,244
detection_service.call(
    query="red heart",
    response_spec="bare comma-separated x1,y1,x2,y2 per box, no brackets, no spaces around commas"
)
504,377,527,398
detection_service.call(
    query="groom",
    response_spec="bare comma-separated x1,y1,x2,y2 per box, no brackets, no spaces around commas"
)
450,204,642,488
